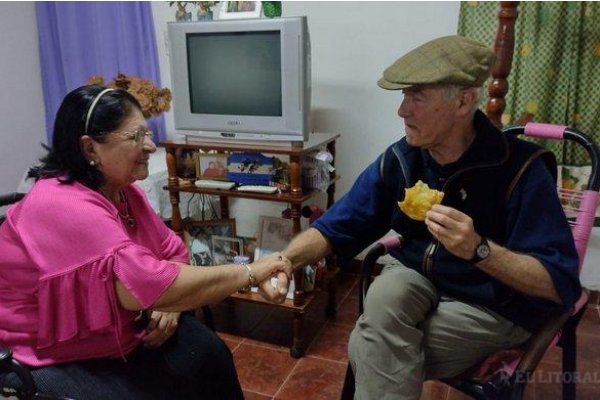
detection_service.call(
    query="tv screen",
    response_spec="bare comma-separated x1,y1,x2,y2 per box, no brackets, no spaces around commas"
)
168,17,311,143
187,31,282,117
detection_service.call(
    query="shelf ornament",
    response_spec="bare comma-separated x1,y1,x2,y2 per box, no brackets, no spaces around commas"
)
86,74,172,119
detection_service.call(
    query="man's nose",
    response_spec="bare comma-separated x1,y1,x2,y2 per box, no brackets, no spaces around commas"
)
398,98,410,118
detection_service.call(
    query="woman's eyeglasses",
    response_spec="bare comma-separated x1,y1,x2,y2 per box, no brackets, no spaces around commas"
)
110,129,154,145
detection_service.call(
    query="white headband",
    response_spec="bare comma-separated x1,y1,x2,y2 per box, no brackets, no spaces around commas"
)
84,88,115,135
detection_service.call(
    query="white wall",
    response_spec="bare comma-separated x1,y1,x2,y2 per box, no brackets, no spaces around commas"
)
0,2,46,193
151,1,461,197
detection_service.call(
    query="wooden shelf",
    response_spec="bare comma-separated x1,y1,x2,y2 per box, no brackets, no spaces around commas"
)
164,176,339,203
229,291,314,312
162,132,340,156
160,132,340,357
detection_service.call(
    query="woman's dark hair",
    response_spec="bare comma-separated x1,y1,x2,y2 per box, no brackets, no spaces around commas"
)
36,85,142,190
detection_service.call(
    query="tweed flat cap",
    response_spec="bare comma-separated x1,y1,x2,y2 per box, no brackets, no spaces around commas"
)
377,35,496,90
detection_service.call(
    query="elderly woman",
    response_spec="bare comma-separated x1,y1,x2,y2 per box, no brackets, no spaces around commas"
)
0,85,291,399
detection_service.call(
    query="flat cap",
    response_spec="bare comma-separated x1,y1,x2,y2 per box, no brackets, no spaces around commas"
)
377,35,495,90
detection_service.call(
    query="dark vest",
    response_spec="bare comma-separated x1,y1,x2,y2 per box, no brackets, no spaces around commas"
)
379,111,557,318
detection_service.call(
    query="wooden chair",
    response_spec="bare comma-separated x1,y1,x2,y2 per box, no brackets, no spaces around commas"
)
340,123,600,400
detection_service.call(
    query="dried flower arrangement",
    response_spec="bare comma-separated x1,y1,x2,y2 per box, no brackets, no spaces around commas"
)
86,74,172,119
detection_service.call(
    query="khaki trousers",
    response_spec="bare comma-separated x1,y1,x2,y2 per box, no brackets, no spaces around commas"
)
348,266,531,400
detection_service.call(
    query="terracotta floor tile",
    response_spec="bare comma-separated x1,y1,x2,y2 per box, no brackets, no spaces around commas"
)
306,322,353,362
335,272,360,301
445,387,473,400
207,271,600,400
420,380,449,400
274,357,347,400
578,306,600,337
220,335,243,353
335,294,360,327
243,390,274,400
234,343,298,396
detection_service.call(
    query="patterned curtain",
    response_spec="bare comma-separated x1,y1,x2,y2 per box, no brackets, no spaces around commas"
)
458,1,600,199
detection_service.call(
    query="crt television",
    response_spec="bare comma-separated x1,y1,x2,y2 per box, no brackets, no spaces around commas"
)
168,16,311,143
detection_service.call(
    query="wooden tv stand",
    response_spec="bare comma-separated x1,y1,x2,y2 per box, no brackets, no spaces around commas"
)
161,132,340,357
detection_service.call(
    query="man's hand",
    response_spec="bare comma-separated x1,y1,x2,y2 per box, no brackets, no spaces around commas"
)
257,270,290,304
254,253,292,304
424,204,479,260
142,310,181,349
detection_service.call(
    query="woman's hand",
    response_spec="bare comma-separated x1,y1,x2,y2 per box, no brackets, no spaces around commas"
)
142,310,181,349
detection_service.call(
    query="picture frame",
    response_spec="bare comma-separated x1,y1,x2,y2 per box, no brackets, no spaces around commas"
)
255,216,293,259
184,219,236,266
211,235,244,265
196,153,230,181
176,148,198,179
238,236,257,262
216,1,262,19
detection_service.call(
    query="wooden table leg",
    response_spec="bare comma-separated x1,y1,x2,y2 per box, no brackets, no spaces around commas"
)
290,311,305,358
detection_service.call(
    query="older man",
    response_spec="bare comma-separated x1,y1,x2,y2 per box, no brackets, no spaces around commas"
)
280,36,580,399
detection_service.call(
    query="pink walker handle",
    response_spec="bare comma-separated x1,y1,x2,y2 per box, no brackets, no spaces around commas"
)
524,123,567,140
378,235,403,253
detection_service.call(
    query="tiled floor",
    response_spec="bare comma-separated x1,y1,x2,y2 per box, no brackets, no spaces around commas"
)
210,272,600,400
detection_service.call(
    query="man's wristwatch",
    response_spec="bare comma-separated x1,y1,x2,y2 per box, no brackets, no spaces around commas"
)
469,236,490,263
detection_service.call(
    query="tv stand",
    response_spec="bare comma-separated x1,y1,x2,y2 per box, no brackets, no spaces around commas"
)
161,132,340,357
177,129,309,148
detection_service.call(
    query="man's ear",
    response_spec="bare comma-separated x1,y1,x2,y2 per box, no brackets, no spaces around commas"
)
80,135,98,162
456,88,478,116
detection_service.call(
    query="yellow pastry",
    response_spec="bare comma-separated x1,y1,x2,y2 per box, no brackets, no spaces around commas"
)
398,180,444,221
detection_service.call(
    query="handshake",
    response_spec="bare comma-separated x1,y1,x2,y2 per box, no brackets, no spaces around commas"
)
246,252,294,304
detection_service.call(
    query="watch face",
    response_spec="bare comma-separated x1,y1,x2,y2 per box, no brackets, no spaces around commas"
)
477,243,490,259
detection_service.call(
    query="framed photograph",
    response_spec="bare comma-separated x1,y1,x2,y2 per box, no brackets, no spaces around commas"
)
197,153,229,181
255,216,293,259
216,1,262,19
176,149,198,179
212,235,244,265
184,219,236,266
238,236,257,262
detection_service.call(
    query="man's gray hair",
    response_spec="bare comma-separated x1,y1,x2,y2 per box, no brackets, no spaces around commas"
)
443,85,484,114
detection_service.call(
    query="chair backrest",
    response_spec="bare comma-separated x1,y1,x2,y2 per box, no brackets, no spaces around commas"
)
504,123,600,268
0,192,25,225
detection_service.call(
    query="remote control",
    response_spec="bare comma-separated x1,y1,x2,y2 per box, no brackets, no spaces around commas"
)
236,185,278,194
195,180,236,190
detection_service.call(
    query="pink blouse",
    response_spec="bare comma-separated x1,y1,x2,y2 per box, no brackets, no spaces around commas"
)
0,178,186,366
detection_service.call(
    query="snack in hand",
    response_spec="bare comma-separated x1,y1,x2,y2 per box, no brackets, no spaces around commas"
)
397,180,444,221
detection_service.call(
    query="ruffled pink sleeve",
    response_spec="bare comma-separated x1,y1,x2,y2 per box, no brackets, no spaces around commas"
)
15,180,181,351
36,243,180,349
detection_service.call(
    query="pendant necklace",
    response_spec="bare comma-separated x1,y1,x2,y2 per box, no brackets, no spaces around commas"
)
118,191,136,228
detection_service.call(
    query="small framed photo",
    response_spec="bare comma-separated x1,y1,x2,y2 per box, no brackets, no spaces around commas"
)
255,216,293,259
238,236,258,262
197,153,229,181
184,219,236,266
216,1,262,19
176,149,198,179
212,235,244,265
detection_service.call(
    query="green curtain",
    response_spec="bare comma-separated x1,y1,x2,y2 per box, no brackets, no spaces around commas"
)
458,1,600,167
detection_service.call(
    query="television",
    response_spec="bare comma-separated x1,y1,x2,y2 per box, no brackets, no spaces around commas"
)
168,16,311,144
